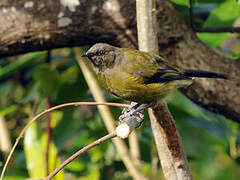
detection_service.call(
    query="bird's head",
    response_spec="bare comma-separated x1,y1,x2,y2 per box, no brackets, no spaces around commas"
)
82,43,120,71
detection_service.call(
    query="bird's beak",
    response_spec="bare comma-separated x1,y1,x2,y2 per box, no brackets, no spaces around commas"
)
81,52,94,60
81,52,95,65
81,53,88,58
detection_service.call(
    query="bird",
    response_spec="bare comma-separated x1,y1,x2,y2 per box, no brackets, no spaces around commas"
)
81,43,228,116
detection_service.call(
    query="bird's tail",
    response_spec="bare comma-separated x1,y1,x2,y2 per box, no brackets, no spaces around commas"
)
184,69,228,79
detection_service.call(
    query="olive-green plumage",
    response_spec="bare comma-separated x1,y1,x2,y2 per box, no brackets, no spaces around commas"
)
82,43,227,105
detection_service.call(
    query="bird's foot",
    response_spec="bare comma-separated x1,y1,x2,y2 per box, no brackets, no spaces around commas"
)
118,103,149,127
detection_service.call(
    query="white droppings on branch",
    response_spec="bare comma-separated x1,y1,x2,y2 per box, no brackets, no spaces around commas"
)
24,1,34,9
58,17,72,27
60,0,80,12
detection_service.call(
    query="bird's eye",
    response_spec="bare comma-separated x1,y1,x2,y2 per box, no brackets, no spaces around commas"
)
98,50,105,56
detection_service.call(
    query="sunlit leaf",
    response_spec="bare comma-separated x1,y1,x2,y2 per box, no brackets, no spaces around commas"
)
195,0,225,4
197,0,240,47
171,0,225,6
50,110,63,128
41,134,64,180
64,160,85,172
171,0,188,6
24,121,64,180
24,122,45,178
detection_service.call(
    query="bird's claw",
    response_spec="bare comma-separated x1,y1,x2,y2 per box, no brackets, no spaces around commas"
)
118,107,144,128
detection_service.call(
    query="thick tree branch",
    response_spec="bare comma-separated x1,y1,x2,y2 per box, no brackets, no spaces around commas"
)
149,105,193,180
0,0,239,122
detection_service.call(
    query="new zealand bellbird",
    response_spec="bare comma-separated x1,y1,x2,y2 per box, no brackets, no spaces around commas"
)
81,43,227,112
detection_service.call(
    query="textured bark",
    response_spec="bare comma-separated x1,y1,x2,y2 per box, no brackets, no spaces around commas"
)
0,0,239,122
149,105,193,180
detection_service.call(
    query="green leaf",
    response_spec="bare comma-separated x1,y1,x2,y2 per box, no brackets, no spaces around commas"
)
0,51,47,80
64,160,85,172
197,0,240,48
33,64,60,97
41,134,64,180
171,0,225,6
195,0,225,4
50,110,64,128
0,81,25,105
89,145,104,163
78,164,100,180
60,66,79,85
171,0,189,6
2,168,28,180
0,105,18,116
24,122,45,177
24,121,64,180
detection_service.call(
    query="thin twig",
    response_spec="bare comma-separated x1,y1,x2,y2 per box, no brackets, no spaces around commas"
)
45,131,117,180
0,102,129,180
45,98,51,176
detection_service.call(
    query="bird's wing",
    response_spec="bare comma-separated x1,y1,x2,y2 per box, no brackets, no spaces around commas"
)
123,49,191,84
142,54,191,84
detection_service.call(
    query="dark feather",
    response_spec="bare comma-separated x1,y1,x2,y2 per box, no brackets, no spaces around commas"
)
144,68,190,84
144,55,228,84
144,68,228,84
183,69,228,79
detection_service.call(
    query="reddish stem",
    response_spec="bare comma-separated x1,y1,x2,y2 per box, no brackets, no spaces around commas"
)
45,98,51,175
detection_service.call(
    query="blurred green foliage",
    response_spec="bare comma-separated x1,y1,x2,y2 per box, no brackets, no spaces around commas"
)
173,0,240,58
0,0,240,179
197,0,240,48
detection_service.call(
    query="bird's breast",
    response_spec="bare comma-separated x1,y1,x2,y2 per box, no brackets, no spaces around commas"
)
97,69,177,104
